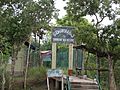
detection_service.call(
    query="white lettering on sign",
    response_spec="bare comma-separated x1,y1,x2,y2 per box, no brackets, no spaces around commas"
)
53,38,74,42
52,27,75,43
53,29,74,38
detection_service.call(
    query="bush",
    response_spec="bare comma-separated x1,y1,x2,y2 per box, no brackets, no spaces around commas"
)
28,66,47,80
0,71,10,89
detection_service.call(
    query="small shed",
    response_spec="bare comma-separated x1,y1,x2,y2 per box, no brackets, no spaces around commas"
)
40,50,52,66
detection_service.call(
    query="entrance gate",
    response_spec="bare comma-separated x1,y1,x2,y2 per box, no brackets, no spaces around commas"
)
51,26,74,75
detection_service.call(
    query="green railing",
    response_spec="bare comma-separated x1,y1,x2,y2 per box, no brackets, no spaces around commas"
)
65,76,71,90
95,75,102,90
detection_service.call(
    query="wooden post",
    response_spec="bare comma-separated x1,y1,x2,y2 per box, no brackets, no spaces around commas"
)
47,77,50,90
68,44,73,76
82,49,85,75
55,80,59,89
75,49,78,68
24,37,32,90
62,75,64,90
52,43,57,69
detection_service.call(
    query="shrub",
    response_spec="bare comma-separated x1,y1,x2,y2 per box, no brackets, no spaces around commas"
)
28,66,47,80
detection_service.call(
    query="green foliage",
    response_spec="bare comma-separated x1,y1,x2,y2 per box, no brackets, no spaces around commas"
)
65,0,120,22
41,40,52,51
0,35,12,55
0,1,56,87
58,1,120,89
0,0,56,46
114,60,120,89
28,66,47,80
0,71,10,89
57,15,97,47
64,0,120,53
60,0,120,59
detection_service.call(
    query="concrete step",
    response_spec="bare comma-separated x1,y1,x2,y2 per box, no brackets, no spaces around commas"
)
71,84,99,89
70,81,99,90
71,88,99,90
71,82,98,85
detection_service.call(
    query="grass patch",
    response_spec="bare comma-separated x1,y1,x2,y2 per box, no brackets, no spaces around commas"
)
28,66,47,80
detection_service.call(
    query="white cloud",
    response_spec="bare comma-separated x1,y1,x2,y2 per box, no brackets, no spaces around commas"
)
55,0,67,18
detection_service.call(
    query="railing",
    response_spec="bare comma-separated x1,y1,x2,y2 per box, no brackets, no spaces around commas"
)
95,75,102,90
65,76,71,90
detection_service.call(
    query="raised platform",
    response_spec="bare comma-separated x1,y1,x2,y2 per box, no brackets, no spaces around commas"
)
49,75,99,90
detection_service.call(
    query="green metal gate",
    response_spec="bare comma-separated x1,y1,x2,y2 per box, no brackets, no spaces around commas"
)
56,48,83,69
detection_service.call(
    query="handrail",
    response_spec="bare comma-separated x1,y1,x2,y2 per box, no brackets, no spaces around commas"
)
65,76,71,90
95,75,102,90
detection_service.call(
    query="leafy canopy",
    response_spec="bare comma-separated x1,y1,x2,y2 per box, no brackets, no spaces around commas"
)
59,0,120,58
0,0,56,47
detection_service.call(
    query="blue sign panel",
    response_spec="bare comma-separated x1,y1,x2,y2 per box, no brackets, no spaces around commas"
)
52,26,74,43
47,69,63,77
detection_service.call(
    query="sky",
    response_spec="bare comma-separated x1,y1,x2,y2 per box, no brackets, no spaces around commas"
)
34,0,119,25
55,0,67,18
50,0,67,24
54,0,120,26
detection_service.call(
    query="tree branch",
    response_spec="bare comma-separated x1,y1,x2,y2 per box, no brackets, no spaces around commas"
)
98,15,106,24
94,13,106,26
94,13,99,26
73,45,117,58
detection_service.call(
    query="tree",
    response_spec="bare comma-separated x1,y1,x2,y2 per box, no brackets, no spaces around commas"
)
0,33,12,90
0,0,56,89
58,0,120,89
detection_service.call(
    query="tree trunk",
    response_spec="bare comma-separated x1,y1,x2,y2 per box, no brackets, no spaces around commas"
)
24,41,31,90
108,54,116,90
2,69,5,90
9,45,18,90
34,33,37,66
0,51,6,90
2,63,7,90
39,36,42,66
